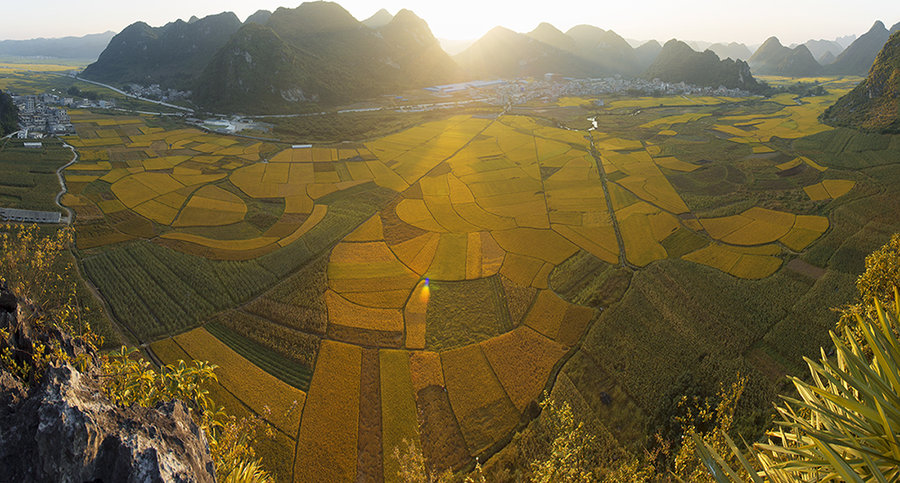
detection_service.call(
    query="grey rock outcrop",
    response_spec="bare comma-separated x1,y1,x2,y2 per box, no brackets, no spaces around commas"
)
0,283,216,482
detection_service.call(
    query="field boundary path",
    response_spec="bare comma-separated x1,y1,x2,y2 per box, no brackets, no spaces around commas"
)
586,132,632,268
55,142,78,223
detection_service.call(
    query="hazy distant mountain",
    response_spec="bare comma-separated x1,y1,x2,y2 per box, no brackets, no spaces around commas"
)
244,10,272,25
195,4,458,112
828,21,891,75
456,26,597,79
439,38,475,55
687,40,713,52
565,24,640,75
819,51,837,65
823,31,900,132
634,40,662,70
892,22,900,34
708,42,752,60
748,37,822,76
82,12,242,89
836,34,857,48
527,23,576,52
645,39,763,93
801,39,844,63
362,8,393,29
0,31,115,60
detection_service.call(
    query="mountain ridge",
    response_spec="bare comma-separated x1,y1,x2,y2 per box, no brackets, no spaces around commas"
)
828,21,891,75
0,32,115,60
748,36,822,76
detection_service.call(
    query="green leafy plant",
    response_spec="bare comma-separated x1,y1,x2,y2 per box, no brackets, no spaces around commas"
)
693,293,900,481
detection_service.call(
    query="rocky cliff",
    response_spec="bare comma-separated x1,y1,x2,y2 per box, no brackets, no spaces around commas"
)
0,284,216,482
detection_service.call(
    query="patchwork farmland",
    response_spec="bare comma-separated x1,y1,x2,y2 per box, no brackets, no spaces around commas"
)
57,77,900,481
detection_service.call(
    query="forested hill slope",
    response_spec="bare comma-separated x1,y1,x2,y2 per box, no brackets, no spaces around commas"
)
0,90,17,136
823,31,900,133
81,12,242,89
194,3,458,113
644,39,764,93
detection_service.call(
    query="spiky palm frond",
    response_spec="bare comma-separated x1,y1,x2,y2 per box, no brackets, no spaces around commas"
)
695,293,900,482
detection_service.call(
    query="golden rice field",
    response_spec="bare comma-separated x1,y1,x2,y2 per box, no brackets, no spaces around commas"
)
70,88,850,481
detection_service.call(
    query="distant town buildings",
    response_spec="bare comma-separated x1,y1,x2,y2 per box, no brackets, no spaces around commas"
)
425,75,752,107
124,83,191,103
11,93,75,136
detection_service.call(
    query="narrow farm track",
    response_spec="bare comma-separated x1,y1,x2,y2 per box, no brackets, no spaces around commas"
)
586,132,632,269
55,142,78,223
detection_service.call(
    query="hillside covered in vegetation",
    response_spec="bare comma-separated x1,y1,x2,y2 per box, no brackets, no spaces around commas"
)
823,31,900,132
194,4,458,113
0,90,16,136
81,12,243,90
643,40,765,93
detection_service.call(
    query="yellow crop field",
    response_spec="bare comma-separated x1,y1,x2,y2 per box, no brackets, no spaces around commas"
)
683,244,782,279
380,350,420,483
160,232,278,251
499,253,544,287
409,351,444,392
481,327,567,411
654,156,699,172
556,96,591,107
780,229,823,252
701,208,801,246
441,344,520,456
426,233,468,280
330,241,419,277
491,228,578,265
801,156,828,172
294,341,361,483
804,179,856,201
424,196,480,233
618,211,668,266
803,183,831,201
699,212,752,239
278,205,328,247
641,113,710,129
552,224,619,264
822,179,855,198
344,216,384,243
133,199,179,225
779,215,829,251
523,290,569,340
173,187,246,228
390,232,440,275
395,198,447,233
174,328,305,434
326,290,404,332
776,158,803,171
404,280,429,349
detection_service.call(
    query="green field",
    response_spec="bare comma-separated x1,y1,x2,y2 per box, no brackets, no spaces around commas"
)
0,138,70,212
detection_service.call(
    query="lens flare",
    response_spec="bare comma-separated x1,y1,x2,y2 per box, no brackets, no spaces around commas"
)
419,278,430,303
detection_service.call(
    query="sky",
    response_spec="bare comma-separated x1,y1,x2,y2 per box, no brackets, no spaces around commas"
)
2,0,898,46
